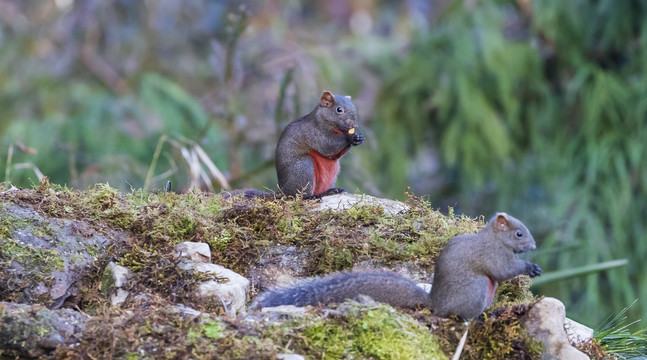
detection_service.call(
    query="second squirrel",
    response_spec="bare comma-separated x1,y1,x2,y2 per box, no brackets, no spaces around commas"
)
254,212,542,319
275,91,365,197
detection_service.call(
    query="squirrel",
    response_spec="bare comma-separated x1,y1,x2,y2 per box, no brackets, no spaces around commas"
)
253,213,542,319
275,91,365,197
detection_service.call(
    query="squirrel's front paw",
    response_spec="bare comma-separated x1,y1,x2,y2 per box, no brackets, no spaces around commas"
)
527,263,542,278
350,132,365,146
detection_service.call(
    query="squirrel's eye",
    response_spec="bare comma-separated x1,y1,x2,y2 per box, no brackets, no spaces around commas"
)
336,106,344,113
516,231,523,237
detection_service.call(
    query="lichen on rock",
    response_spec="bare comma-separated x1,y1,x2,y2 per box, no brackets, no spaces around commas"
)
0,301,86,358
0,201,129,307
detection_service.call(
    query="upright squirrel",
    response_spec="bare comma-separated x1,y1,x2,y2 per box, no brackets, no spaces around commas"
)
254,213,542,319
275,91,365,197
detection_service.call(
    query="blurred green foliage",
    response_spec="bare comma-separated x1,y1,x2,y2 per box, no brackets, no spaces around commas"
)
1,0,646,329
370,0,647,327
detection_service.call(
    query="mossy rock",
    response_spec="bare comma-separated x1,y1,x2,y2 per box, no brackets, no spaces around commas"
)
0,180,577,359
0,301,85,358
0,201,129,306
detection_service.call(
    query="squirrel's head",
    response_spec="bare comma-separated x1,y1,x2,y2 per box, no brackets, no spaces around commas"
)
316,91,359,134
489,212,536,254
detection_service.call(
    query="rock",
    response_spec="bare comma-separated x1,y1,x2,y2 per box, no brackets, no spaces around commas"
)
276,354,306,360
108,262,130,288
0,301,85,358
170,304,203,317
0,203,129,308
175,241,211,263
102,262,131,306
248,245,309,290
260,305,308,317
311,193,408,216
179,261,250,317
565,317,594,343
522,297,589,360
110,288,129,307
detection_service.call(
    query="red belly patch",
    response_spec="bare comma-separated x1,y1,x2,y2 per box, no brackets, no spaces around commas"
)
307,146,350,195
486,275,498,306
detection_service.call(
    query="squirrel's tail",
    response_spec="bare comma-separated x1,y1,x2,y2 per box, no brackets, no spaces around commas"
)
253,271,431,310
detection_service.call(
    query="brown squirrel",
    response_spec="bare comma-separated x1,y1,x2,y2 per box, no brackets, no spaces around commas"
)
275,91,365,197
253,213,542,319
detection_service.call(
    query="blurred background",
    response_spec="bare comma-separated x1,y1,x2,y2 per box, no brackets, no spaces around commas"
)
1,0,645,329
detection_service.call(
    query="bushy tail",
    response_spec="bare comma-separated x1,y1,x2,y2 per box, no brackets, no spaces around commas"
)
253,271,431,310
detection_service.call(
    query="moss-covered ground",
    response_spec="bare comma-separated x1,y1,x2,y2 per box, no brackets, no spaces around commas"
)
0,179,610,359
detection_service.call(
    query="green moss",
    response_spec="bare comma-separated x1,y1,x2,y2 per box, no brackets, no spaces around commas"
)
0,213,13,239
99,264,116,298
524,335,547,358
0,212,32,239
157,212,198,243
123,352,139,360
31,221,55,239
284,303,447,360
491,275,535,309
84,242,101,258
183,318,225,345
338,204,385,227
84,184,138,228
0,237,65,275
302,321,353,357
466,305,543,360
408,304,545,360
202,319,225,340
309,240,355,273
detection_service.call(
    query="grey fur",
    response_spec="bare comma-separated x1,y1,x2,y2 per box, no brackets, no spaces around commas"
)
255,271,431,309
275,92,363,196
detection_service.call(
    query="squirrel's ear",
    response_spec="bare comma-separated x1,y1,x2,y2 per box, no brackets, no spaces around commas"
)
345,95,352,100
493,212,510,232
320,91,334,107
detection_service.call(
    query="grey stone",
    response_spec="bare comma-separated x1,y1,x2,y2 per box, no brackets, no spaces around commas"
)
0,301,85,358
108,262,130,288
110,288,129,307
311,193,409,216
0,204,129,308
565,317,594,343
260,305,307,316
170,304,203,317
247,244,309,291
179,261,250,317
102,262,131,306
175,241,211,263
276,354,306,360
522,297,589,360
